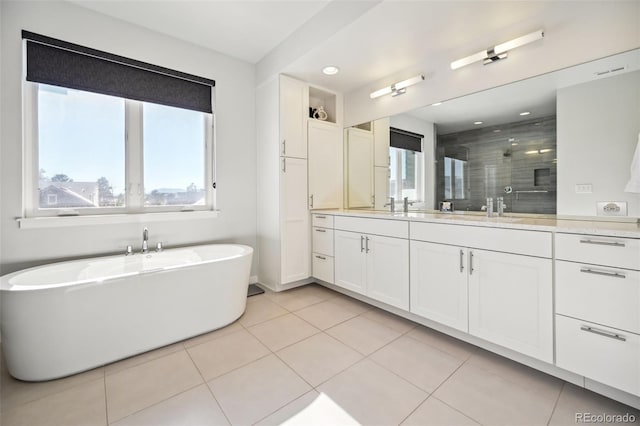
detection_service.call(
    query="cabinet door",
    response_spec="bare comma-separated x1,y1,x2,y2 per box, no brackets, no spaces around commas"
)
410,241,468,332
280,76,307,159
367,235,409,310
468,249,553,363
280,157,310,284
373,117,390,167
308,120,342,209
334,230,367,295
373,166,389,210
346,128,373,208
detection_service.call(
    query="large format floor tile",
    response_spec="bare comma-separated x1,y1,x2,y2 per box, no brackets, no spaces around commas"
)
187,329,270,381
105,350,203,422
247,313,320,351
256,391,360,426
402,396,481,426
370,335,464,393
2,378,106,426
361,308,416,334
277,333,363,386
434,361,562,426
111,384,229,426
208,354,311,425
294,300,360,330
317,359,428,425
263,284,334,311
406,325,477,361
238,296,288,327
326,315,402,355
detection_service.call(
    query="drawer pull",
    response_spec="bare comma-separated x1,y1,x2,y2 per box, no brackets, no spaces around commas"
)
315,255,326,260
580,325,626,342
315,215,327,219
580,267,626,279
459,249,464,273
579,239,626,247
315,228,326,233
360,235,365,253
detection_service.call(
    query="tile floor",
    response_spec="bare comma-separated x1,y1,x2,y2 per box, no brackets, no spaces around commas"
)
1,283,639,426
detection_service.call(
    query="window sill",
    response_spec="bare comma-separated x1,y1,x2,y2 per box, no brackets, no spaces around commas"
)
17,210,219,229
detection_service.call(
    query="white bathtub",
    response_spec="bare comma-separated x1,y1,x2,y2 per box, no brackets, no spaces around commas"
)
0,244,253,381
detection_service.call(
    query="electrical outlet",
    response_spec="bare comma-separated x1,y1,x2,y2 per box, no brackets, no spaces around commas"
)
575,184,593,194
596,201,628,216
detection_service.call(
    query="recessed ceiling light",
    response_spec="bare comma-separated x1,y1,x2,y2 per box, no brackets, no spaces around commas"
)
511,142,518,146
432,102,442,106
474,121,483,125
519,111,531,116
493,129,501,133
322,66,339,75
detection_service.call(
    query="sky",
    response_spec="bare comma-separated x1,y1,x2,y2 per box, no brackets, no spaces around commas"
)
38,84,206,196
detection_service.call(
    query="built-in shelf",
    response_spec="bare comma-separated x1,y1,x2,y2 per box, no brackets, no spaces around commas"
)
308,86,337,124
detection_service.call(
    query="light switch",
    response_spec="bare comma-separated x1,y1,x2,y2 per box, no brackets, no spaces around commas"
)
575,184,593,193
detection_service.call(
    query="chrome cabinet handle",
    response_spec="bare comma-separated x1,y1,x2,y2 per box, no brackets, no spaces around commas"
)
469,251,474,275
315,228,326,233
579,239,625,247
282,139,286,155
459,249,464,273
310,194,314,208
580,325,626,342
360,235,365,252
315,255,326,260
316,215,326,219
580,267,626,279
282,158,286,172
365,236,370,253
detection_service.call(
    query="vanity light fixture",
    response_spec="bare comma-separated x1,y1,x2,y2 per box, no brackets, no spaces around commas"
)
520,111,531,116
322,66,340,75
526,148,553,155
370,74,425,99
473,121,483,125
432,102,442,106
450,29,544,70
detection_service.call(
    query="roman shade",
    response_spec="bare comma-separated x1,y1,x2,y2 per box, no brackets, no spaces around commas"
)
22,30,215,114
390,127,423,152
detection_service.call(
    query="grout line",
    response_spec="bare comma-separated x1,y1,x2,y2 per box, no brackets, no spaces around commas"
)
398,393,433,425
431,395,486,426
546,381,566,426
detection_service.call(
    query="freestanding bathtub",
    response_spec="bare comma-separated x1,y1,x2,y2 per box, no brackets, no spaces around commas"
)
0,243,253,381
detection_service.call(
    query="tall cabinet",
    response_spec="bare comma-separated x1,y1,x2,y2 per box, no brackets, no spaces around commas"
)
257,74,342,291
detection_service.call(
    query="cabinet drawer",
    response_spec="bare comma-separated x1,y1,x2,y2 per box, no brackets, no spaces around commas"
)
312,227,334,256
555,233,640,270
312,214,334,229
556,315,640,397
410,222,551,258
334,215,408,239
312,253,334,284
556,260,640,333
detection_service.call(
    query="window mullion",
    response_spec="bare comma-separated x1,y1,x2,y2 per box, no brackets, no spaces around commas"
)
125,100,144,211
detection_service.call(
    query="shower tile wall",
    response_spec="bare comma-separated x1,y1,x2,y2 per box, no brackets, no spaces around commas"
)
436,116,557,214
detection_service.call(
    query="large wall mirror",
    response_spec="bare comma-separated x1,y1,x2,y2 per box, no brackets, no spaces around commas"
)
345,48,640,218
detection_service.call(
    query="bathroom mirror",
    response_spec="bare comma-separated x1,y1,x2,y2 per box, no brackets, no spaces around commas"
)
345,48,640,217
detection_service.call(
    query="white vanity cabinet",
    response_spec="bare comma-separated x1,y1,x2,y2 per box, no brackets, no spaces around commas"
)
410,222,553,363
555,232,640,397
308,120,342,209
311,214,335,284
334,216,409,309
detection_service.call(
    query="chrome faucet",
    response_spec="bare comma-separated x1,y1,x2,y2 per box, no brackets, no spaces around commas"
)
384,196,395,213
486,197,494,217
403,197,414,213
142,227,149,254
497,197,505,217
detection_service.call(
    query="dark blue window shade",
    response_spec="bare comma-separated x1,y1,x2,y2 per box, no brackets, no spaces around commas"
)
390,127,423,152
23,30,215,114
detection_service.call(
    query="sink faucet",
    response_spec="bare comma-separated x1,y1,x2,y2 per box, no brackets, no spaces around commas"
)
142,227,149,254
403,197,414,213
497,197,505,217
384,196,395,213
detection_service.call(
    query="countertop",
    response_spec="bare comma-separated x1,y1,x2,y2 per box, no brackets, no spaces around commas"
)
315,209,640,238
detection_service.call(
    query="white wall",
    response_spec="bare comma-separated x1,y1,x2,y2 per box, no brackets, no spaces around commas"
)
557,70,640,218
0,1,257,274
389,114,436,209
344,2,640,128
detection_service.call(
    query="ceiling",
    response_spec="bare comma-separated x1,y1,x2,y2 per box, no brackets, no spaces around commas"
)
68,1,638,133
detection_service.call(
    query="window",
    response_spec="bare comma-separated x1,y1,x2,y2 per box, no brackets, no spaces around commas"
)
389,127,424,202
22,31,215,218
444,157,466,200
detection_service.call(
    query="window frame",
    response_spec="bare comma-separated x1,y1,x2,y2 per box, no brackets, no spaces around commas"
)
22,82,216,219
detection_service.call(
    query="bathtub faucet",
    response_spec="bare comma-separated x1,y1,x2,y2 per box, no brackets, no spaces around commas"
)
142,227,149,254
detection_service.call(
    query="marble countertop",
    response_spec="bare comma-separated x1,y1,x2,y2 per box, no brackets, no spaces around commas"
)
316,209,640,238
